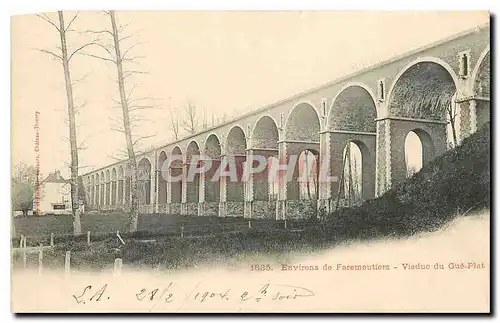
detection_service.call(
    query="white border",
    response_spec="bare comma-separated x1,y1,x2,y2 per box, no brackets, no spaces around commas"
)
3,1,497,321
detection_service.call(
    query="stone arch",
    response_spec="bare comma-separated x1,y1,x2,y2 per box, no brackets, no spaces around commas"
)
186,140,201,160
376,58,456,193
170,146,183,204
204,134,222,206
117,165,124,207
471,46,490,130
138,158,152,205
340,140,373,203
204,133,222,159
171,145,183,165
111,168,117,206
285,147,320,220
297,149,319,200
288,148,320,201
105,170,110,206
100,171,105,206
387,58,459,120
90,174,95,206
251,115,279,149
404,128,436,177
251,115,280,204
471,46,490,96
225,125,247,204
328,84,377,133
93,173,98,206
157,151,168,205
225,125,247,155
285,102,321,142
186,140,201,206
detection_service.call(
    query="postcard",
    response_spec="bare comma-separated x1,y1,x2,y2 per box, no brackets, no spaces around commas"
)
11,10,491,313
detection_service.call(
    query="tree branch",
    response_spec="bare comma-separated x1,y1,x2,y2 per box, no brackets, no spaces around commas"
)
132,133,156,148
110,127,126,133
68,42,99,61
79,52,116,64
71,72,91,85
35,48,63,61
36,13,60,32
129,104,161,112
118,35,133,43
65,12,80,32
123,70,148,79
121,42,144,60
122,55,145,62
118,23,131,34
126,84,138,103
84,29,114,37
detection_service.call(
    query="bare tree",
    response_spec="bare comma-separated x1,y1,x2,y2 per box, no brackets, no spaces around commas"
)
35,11,94,234
180,101,199,135
12,163,39,216
447,95,459,148
81,10,157,231
168,105,181,141
351,152,361,203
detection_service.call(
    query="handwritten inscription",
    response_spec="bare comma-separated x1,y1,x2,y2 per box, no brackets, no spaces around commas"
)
73,281,314,309
72,284,111,304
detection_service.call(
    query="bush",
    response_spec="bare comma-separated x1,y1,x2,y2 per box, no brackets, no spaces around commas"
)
325,123,491,241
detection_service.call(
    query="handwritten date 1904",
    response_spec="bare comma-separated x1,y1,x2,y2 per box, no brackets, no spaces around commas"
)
72,282,315,307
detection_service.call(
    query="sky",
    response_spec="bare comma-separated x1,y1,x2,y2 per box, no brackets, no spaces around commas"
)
11,11,489,179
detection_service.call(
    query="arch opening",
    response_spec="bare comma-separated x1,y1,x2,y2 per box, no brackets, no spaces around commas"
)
286,148,319,201
474,51,490,97
105,170,110,206
158,151,168,205
138,158,152,205
389,61,457,120
267,156,280,201
225,126,247,202
328,85,377,133
252,116,279,149
204,134,221,203
100,172,105,206
405,129,435,178
186,141,201,204
226,126,247,155
285,103,320,142
297,150,319,200
94,174,99,206
170,146,183,204
111,168,117,206
252,116,280,202
117,166,124,207
340,141,363,205
473,51,491,129
91,175,95,207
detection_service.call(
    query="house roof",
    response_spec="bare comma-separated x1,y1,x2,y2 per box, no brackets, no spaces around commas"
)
41,170,68,184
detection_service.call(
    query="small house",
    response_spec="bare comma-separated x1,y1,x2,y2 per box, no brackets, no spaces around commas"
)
34,170,72,215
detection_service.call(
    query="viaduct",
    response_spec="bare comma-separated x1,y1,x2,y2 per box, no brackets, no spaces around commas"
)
81,23,490,220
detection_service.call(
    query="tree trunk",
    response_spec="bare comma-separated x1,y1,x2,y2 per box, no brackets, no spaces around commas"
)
449,111,458,148
58,11,81,235
447,100,458,148
109,10,139,231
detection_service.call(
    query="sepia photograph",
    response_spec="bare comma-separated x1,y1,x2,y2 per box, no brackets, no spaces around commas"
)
9,9,491,313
